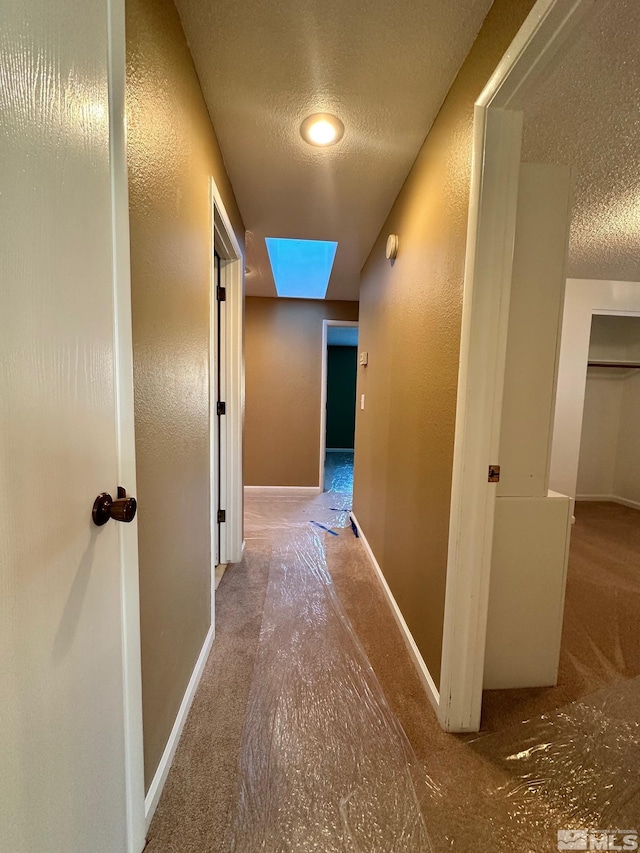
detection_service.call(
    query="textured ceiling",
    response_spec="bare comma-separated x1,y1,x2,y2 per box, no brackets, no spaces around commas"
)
173,0,494,299
522,0,640,283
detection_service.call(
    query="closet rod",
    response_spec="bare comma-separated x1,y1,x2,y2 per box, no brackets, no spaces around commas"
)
587,360,640,369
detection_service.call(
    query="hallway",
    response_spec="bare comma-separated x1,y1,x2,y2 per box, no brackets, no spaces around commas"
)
145,490,432,851
144,493,640,852
6,0,640,847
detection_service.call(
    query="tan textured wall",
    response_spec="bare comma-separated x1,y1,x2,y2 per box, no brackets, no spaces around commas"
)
353,0,536,687
126,0,244,789
245,298,359,486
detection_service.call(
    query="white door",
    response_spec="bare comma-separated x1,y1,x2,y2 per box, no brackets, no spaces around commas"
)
213,250,223,564
1,0,143,851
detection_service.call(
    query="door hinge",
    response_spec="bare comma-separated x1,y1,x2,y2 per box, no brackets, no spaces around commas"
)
217,401,226,416
488,465,501,483
217,509,226,523
216,285,226,302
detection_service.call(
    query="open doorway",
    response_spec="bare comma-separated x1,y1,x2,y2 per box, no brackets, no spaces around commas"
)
442,0,639,732
568,313,640,688
320,320,359,495
575,314,640,508
498,0,640,726
541,302,640,720
473,0,640,736
208,180,244,592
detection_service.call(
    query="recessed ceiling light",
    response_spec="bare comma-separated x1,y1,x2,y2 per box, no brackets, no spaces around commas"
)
300,113,344,147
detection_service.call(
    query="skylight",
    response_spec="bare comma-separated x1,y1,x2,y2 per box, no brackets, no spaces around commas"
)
265,237,338,300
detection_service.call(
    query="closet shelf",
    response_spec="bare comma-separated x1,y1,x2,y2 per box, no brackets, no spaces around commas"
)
587,360,640,369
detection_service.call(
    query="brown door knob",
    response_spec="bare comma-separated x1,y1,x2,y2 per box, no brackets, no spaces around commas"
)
92,487,137,526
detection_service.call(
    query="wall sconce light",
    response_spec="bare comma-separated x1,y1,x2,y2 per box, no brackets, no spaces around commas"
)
385,234,399,260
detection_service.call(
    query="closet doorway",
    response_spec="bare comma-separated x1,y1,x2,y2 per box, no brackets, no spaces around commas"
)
547,300,640,714
567,313,640,691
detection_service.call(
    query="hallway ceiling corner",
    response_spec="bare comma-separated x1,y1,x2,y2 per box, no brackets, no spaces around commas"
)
173,0,494,300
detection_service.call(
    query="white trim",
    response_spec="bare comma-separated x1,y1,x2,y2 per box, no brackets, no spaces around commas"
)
320,320,359,490
441,0,592,733
244,485,322,495
350,513,440,714
210,229,220,611
319,320,328,489
478,0,595,112
144,626,215,829
576,494,640,511
107,1,146,849
440,107,523,733
550,284,640,500
612,496,640,511
210,179,244,566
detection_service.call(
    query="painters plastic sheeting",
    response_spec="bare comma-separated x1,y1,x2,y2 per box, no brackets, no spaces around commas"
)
324,451,354,494
239,493,640,852
414,679,640,852
469,676,640,850
244,493,352,540
228,522,432,852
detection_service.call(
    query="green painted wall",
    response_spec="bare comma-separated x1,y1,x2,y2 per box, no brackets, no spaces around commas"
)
326,347,357,449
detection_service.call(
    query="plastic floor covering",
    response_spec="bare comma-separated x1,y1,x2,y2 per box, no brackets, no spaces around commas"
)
229,492,640,852
323,451,354,494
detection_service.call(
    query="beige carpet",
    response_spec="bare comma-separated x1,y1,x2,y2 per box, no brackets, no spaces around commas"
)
481,501,640,730
144,541,272,852
145,498,640,851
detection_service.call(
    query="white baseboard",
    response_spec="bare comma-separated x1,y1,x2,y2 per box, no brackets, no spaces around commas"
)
349,512,440,714
614,495,640,511
144,624,215,829
575,494,613,502
244,485,322,495
576,494,640,511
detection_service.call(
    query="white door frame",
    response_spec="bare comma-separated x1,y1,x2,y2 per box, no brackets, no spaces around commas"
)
108,13,245,850
439,0,595,732
210,178,244,577
550,281,640,502
109,0,145,849
319,320,359,490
